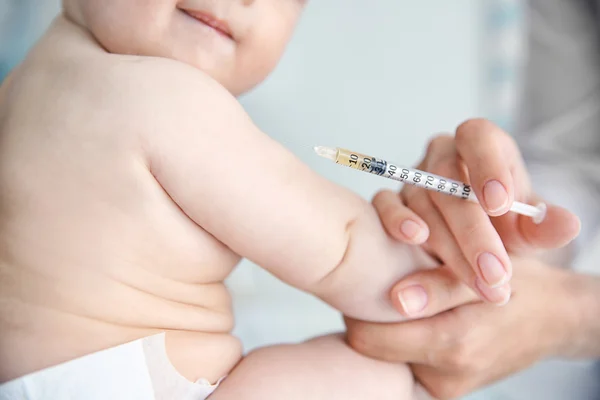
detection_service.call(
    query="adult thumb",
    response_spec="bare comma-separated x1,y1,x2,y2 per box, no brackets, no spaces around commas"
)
391,266,480,319
517,203,581,249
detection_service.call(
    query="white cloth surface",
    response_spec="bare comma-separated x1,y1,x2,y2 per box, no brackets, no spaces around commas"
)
0,333,220,400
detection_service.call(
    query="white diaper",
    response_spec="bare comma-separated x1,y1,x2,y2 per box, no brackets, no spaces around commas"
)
0,333,222,400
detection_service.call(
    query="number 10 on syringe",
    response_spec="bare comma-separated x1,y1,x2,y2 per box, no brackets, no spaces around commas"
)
314,146,546,222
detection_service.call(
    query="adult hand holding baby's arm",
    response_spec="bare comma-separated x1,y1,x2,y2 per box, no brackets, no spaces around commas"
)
371,118,580,310
346,255,600,400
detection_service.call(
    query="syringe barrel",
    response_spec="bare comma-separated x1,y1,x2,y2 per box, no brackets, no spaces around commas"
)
334,148,475,201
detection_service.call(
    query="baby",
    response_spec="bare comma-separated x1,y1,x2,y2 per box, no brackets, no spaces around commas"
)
0,1,439,399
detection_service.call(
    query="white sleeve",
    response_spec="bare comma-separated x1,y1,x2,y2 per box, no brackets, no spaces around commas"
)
513,0,600,254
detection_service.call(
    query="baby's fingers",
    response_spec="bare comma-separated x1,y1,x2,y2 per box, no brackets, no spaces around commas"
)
372,190,430,244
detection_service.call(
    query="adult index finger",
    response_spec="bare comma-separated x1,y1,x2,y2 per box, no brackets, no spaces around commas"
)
455,119,518,217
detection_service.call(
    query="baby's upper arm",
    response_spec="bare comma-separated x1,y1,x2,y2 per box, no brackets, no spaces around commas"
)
138,61,364,290
134,60,435,321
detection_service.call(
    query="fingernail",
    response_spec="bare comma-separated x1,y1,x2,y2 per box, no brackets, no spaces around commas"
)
478,252,508,288
398,285,428,316
483,180,509,214
400,220,422,240
476,278,511,305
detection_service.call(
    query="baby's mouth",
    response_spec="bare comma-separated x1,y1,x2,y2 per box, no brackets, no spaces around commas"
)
180,8,234,41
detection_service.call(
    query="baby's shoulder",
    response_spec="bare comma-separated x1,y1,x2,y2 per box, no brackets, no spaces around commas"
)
90,56,245,134
104,56,217,97
25,36,231,121
62,54,223,116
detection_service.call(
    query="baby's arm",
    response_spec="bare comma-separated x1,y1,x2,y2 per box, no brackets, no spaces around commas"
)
143,60,436,322
210,334,431,400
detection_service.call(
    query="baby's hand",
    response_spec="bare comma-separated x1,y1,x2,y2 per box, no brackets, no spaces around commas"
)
372,119,581,308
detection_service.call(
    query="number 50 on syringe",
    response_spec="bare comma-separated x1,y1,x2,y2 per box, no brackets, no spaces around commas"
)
314,146,546,223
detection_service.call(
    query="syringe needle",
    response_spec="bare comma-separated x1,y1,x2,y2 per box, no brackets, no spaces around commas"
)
313,146,337,161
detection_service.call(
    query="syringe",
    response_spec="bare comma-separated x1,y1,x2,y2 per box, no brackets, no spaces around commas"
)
314,146,547,223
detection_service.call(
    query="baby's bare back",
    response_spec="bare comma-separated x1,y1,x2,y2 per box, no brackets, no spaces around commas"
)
0,17,242,383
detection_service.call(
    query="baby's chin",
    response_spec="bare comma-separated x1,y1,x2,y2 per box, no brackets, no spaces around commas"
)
183,62,260,97
158,48,266,96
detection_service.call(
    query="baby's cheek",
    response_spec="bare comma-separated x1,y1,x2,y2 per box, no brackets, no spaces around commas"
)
232,18,297,92
231,43,284,94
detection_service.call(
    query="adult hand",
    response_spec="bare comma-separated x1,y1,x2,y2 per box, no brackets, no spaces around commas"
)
345,256,590,400
372,118,581,305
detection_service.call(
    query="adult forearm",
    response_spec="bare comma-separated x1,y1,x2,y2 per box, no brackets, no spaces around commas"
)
558,272,600,359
